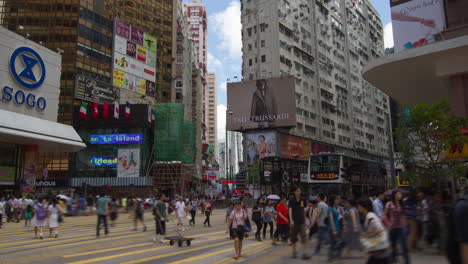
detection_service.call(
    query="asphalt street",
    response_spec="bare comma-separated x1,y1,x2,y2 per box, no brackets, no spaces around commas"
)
0,210,449,264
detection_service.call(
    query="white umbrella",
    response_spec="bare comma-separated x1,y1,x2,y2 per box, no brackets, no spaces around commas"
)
56,194,70,200
267,194,280,200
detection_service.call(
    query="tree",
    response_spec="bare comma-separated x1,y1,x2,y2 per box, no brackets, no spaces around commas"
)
396,99,468,189
246,161,261,185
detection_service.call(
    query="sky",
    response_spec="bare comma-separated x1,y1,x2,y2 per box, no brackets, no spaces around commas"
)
201,0,392,142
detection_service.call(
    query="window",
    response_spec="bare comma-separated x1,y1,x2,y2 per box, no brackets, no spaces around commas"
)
248,44,252,51
247,28,252,37
261,55,266,62
261,40,265,47
249,59,252,66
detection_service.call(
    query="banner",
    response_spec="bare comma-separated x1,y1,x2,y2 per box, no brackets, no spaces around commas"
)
279,134,311,160
117,149,140,177
75,74,118,103
244,131,277,164
0,166,15,185
391,0,446,52
23,145,38,192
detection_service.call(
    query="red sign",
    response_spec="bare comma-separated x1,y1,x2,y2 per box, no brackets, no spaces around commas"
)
279,134,311,160
221,180,237,184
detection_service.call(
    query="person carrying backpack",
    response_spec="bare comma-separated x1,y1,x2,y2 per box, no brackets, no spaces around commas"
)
33,198,47,239
447,186,468,264
134,197,147,232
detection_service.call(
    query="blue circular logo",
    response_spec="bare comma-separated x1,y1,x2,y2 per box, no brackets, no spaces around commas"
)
9,47,46,89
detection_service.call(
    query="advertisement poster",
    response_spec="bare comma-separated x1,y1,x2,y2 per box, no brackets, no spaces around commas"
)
391,0,446,52
115,19,130,38
114,35,126,54
126,41,137,57
311,141,335,154
137,46,147,63
244,131,277,164
23,146,38,192
135,77,146,95
113,69,125,88
124,73,135,91
144,33,157,52
130,27,144,46
0,166,16,185
114,55,129,71
146,81,156,97
279,134,311,160
117,149,140,177
227,76,296,131
146,51,157,68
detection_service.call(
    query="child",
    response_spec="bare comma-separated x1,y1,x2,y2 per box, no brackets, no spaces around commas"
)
25,204,33,227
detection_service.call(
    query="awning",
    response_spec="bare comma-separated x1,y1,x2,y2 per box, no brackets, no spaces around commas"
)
362,35,468,107
0,109,86,152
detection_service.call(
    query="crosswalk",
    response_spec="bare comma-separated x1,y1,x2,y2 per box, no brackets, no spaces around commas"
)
0,211,279,264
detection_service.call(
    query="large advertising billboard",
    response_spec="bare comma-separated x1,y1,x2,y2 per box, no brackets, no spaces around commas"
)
279,134,311,160
244,131,277,165
227,76,296,131
113,19,157,97
390,0,446,52
117,148,140,177
75,74,119,103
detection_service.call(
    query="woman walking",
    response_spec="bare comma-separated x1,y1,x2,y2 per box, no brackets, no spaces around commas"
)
33,198,47,239
343,198,363,257
24,204,33,227
384,190,410,264
48,198,61,238
358,199,391,264
262,200,276,239
308,200,318,240
328,195,344,261
227,201,247,259
252,198,264,241
203,201,212,227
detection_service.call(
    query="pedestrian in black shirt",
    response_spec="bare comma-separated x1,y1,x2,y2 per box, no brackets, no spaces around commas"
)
252,198,264,241
289,186,310,260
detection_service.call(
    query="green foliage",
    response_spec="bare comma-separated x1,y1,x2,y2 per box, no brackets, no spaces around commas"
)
246,161,261,184
396,99,468,187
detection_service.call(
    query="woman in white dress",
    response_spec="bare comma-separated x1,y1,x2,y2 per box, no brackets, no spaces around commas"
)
33,198,47,239
48,198,61,238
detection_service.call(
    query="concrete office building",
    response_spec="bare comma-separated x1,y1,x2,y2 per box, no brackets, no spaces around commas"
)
206,72,218,154
240,0,392,159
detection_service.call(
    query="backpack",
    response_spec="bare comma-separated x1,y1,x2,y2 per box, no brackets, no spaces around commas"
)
36,204,47,220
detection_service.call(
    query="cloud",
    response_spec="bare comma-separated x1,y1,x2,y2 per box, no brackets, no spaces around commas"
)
384,23,394,48
217,104,227,142
210,1,242,58
207,52,222,72
219,81,227,92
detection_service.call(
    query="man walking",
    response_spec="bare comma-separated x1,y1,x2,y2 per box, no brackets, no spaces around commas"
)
272,197,289,245
289,186,310,260
373,192,385,218
153,194,167,243
315,193,329,255
134,197,147,232
96,195,110,237
175,196,186,231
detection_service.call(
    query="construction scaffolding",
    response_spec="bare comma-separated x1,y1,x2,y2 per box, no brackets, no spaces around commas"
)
152,104,198,196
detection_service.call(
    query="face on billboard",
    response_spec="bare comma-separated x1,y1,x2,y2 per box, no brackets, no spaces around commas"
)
227,76,296,131
244,131,277,164
390,0,446,52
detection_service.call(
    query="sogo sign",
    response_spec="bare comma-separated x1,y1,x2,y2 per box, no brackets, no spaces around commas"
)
2,47,47,111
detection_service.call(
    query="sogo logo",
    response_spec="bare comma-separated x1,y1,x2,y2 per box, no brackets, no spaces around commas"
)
2,47,47,111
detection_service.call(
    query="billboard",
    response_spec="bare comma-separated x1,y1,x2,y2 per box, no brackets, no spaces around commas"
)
75,74,119,103
113,19,157,97
279,134,311,160
391,0,446,52
227,76,296,131
244,131,277,164
117,148,140,177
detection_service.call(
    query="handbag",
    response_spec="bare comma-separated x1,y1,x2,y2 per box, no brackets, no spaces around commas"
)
360,216,389,253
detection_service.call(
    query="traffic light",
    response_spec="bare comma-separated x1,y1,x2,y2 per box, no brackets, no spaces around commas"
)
340,167,351,181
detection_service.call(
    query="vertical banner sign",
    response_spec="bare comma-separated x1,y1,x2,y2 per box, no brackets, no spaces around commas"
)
390,0,446,52
23,145,38,192
117,149,140,177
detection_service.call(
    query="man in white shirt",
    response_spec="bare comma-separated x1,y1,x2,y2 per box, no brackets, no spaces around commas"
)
372,192,385,218
175,196,186,231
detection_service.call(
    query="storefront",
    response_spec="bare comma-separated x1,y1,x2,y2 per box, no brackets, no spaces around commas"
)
72,104,154,196
0,28,86,194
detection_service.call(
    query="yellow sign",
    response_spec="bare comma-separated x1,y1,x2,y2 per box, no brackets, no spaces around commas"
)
113,69,125,88
136,77,146,95
315,173,337,180
445,141,468,160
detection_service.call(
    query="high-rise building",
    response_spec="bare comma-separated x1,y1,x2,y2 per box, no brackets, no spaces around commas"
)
206,72,217,153
240,0,392,159
0,0,177,180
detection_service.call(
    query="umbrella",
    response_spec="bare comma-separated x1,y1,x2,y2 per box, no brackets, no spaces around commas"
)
56,194,70,200
267,194,280,200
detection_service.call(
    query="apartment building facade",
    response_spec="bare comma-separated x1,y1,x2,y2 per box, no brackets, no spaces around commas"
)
206,72,218,155
240,0,393,159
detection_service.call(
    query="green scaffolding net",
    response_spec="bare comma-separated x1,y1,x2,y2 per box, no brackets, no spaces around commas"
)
153,104,195,164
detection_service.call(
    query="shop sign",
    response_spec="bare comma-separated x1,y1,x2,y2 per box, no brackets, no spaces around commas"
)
75,74,118,103
35,179,69,187
89,156,118,166
90,134,143,144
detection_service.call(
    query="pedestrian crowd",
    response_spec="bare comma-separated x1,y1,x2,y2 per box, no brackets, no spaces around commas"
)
224,186,468,264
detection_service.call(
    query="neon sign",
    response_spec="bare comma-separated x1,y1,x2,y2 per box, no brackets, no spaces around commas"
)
90,157,117,166
90,134,143,144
